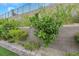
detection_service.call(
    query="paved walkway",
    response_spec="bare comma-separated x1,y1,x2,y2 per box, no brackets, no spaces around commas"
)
49,24,79,54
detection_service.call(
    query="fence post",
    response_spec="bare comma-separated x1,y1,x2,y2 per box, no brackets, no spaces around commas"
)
11,9,16,16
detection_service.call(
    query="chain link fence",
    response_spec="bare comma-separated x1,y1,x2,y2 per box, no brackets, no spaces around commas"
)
0,3,50,19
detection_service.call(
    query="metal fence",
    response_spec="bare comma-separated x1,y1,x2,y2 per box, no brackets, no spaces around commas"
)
0,3,49,19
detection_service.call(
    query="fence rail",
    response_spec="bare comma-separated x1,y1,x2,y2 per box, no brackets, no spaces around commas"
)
0,3,49,19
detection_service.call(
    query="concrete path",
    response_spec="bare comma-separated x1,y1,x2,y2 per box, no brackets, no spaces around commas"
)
49,24,79,53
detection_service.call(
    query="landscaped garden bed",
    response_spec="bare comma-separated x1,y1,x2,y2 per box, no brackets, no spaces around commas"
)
0,4,79,56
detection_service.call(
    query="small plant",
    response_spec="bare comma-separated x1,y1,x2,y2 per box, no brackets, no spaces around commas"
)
8,29,28,43
21,16,31,26
24,41,40,51
2,20,19,30
0,20,4,25
0,24,9,40
74,32,79,43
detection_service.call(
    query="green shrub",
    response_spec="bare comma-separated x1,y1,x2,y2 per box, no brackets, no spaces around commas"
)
0,25,9,40
2,20,19,30
0,20,4,25
8,29,28,43
0,19,19,40
24,41,40,51
65,52,79,56
0,19,28,43
30,12,62,47
73,16,79,23
21,16,31,26
74,32,79,43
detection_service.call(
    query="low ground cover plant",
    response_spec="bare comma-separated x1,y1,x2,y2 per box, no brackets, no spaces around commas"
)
24,41,40,51
74,32,79,43
8,29,28,43
0,19,28,43
21,16,31,26
0,19,18,40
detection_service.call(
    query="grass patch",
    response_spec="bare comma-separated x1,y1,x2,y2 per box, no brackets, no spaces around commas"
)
65,52,79,56
0,46,18,56
24,41,40,51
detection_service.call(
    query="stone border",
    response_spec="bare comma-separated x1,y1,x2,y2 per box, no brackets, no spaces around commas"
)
0,40,41,56
63,24,79,27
